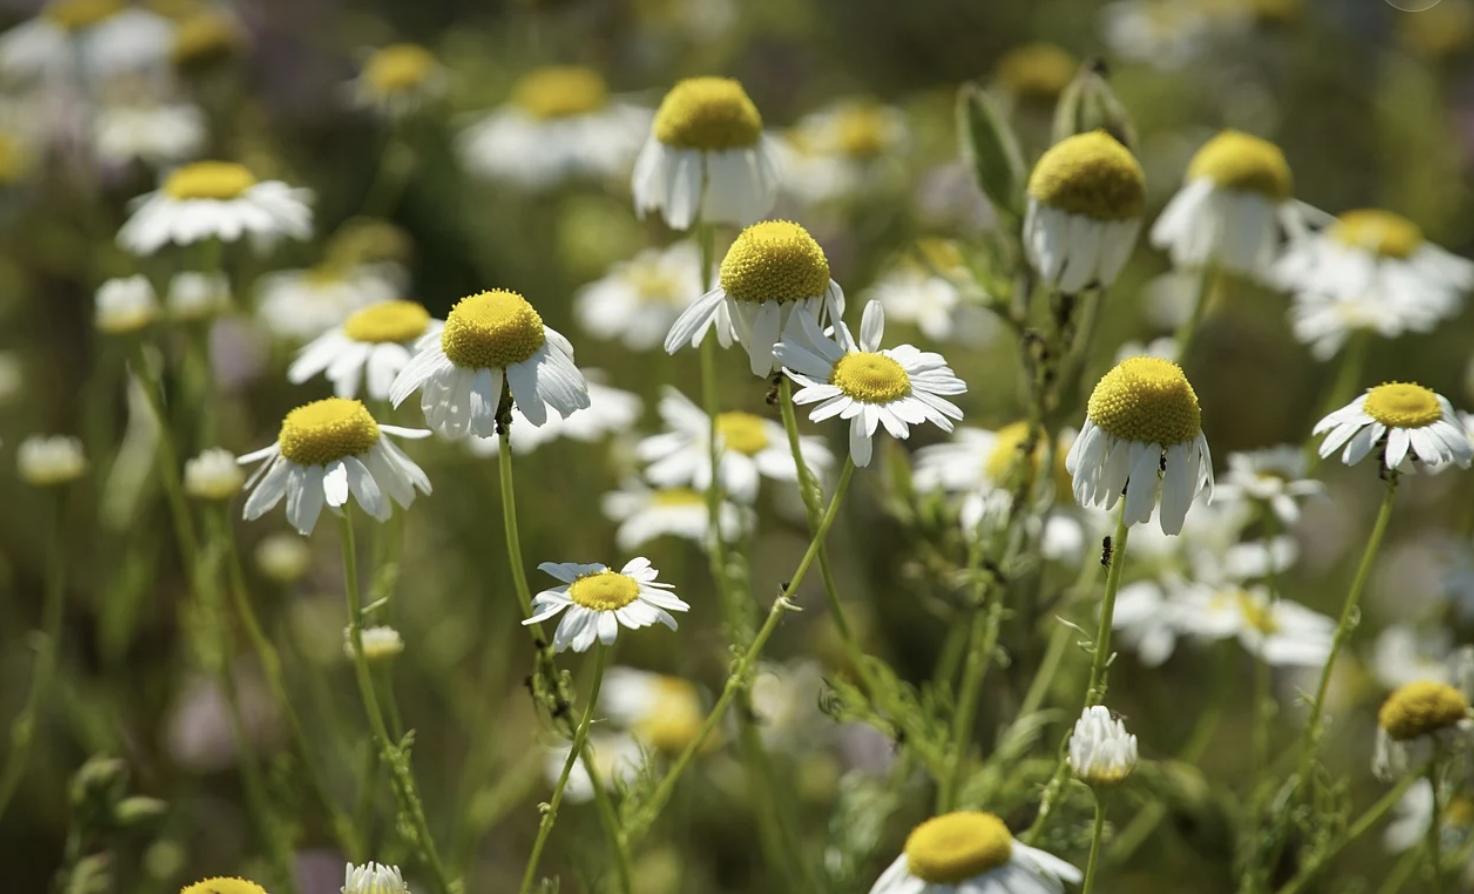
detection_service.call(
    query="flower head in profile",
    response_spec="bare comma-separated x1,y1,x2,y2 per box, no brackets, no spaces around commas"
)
576,242,706,351
344,626,405,663
867,810,1081,894
1375,680,1474,780
94,275,159,334
632,77,778,230
184,447,245,501
290,300,439,401
1314,382,1472,472
239,398,432,535
523,557,689,653
1024,130,1144,294
256,263,402,342
351,43,446,119
995,42,1077,104
18,435,87,487
119,161,313,255
467,375,642,457
343,861,410,894
601,479,749,552
1068,705,1138,786
390,289,590,437
776,301,966,467
1213,446,1322,524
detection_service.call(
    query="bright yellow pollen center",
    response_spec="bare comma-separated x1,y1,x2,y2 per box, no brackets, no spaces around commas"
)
45,0,124,29
163,162,256,200
364,44,437,95
904,812,1015,884
171,13,237,66
719,221,830,304
440,290,547,370
512,66,609,119
343,301,431,344
1027,130,1145,221
180,877,270,894
1187,130,1292,200
634,678,708,754
653,77,763,151
652,488,704,506
996,43,1077,101
1364,382,1442,429
716,411,770,456
1379,681,1470,742
833,104,891,158
831,352,911,404
277,398,380,467
567,570,640,612
1087,356,1201,445
1331,210,1423,259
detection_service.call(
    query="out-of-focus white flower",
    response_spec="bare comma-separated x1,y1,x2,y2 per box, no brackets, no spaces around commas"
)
865,264,996,347
256,263,403,342
575,242,705,351
289,301,439,402
468,376,643,456
255,532,312,583
1100,0,1226,71
1112,580,1181,667
1024,131,1144,294
599,667,709,754
777,99,909,205
342,861,409,894
167,271,230,320
344,626,404,663
1375,681,1474,780
1372,625,1455,690
18,434,87,487
1068,705,1138,785
1289,290,1440,362
601,479,749,552
184,447,244,500
95,275,159,334
1114,336,1179,364
546,733,645,804
94,102,205,169
118,161,313,255
1213,446,1323,525
0,0,174,85
350,43,446,119
1174,584,1333,666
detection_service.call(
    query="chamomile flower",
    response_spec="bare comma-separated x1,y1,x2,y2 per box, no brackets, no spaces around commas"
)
1288,289,1441,362
1173,584,1333,666
1383,779,1474,862
1149,130,1301,277
18,435,87,487
167,271,230,320
1213,446,1323,524
1111,581,1180,667
342,861,409,894
466,376,642,456
575,242,705,351
239,398,432,535
390,289,590,437
777,301,966,468
1066,356,1213,535
865,263,995,347
913,422,1073,499
1313,382,1473,472
184,447,244,500
118,161,314,255
289,300,439,401
1375,680,1474,780
1372,625,1457,690
0,0,174,85
256,263,403,342
547,732,645,804
94,275,158,334
601,479,749,551
868,811,1081,894
523,557,689,653
994,42,1077,104
636,387,831,504
1100,0,1219,70
179,878,268,894
459,66,649,190
350,43,446,119
343,626,404,663
631,77,779,230
777,98,909,205
1068,705,1138,786
93,102,205,169
600,667,710,754
1023,130,1145,294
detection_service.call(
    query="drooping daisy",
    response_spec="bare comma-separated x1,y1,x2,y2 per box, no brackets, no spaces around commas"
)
389,289,590,437
342,862,409,894
93,101,205,170
350,43,446,119
1149,130,1301,277
1313,382,1473,472
575,241,705,351
1213,445,1323,524
599,667,712,755
601,479,749,551
1173,584,1333,666
631,76,779,231
1066,356,1213,535
466,375,642,456
523,557,689,653
867,811,1081,894
1288,289,1441,362
1068,705,1138,786
777,301,965,468
256,263,403,342
1372,625,1457,691
1023,130,1145,294
1374,680,1474,780
459,66,650,190
636,387,831,504
0,0,174,85
777,98,909,205
179,878,268,894
117,161,314,255
94,275,159,335
665,219,845,377
288,300,439,401
238,398,432,535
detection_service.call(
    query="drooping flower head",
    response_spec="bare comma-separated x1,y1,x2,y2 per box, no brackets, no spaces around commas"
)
1024,130,1145,293
867,811,1081,894
1313,382,1472,472
1375,680,1474,780
179,879,268,894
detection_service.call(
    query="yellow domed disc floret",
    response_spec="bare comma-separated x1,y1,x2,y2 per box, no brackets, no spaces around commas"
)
512,66,609,119
1331,210,1423,260
1363,382,1443,429
1379,680,1470,742
653,77,763,151
831,102,894,158
440,290,547,370
985,421,1071,494
278,399,381,467
364,43,437,95
832,353,911,404
717,411,770,456
1187,130,1292,200
904,811,1015,884
1087,356,1202,446
719,221,830,304
568,570,640,611
633,677,710,754
343,300,431,344
164,162,256,201
45,0,124,30
180,877,270,894
996,43,1077,102
1027,131,1145,221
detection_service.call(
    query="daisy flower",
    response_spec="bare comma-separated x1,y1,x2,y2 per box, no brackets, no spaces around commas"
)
865,262,995,347
1111,580,1181,667
288,300,440,401
238,398,432,535
868,811,1081,894
777,98,909,205
342,862,409,894
776,301,965,468
350,43,446,120
546,732,645,804
913,422,1072,499
1149,130,1302,277
1023,130,1145,294
523,557,689,653
1213,445,1323,524
343,625,405,663
1068,705,1138,786
1288,289,1441,362
631,76,779,230
256,263,402,342
600,479,749,551
1313,382,1473,472
117,161,313,255
466,375,642,456
1066,356,1213,535
1372,625,1456,691
94,275,159,335
93,102,205,170
179,878,268,894
0,0,173,85
1173,584,1333,666
166,271,230,321
389,289,590,437
184,447,244,501
18,435,87,487
599,667,711,755
460,66,649,190
994,42,1077,105
636,386,831,504
1375,680,1474,780
575,241,705,351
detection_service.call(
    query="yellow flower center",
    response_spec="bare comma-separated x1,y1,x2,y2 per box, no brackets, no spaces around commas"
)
163,162,256,200
652,487,705,506
653,77,763,151
1186,130,1292,200
512,66,608,119
718,221,830,304
633,677,709,754
1027,130,1145,221
984,422,1070,493
568,570,640,611
277,398,381,467
1379,680,1470,742
440,290,547,370
343,300,431,344
1235,591,1278,635
328,217,413,266
624,263,688,305
1331,210,1423,260
171,13,239,67
716,411,770,456
832,103,893,158
831,352,911,404
363,43,437,95
1087,356,1202,445
996,42,1077,102
179,877,270,894
44,0,124,30
904,811,1015,884
1364,382,1443,429
916,237,964,274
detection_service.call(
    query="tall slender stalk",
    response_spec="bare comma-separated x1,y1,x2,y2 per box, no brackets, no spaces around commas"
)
128,341,198,566
939,586,1004,813
1082,794,1108,894
1274,770,1420,894
1174,261,1218,359
1426,761,1445,894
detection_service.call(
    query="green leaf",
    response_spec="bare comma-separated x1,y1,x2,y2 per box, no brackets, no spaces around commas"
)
956,82,1026,223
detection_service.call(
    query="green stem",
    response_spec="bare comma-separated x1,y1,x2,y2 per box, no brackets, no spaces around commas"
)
1426,761,1445,894
129,341,198,567
1175,261,1218,359
939,591,1003,813
1274,770,1420,894
1082,794,1107,894
1307,330,1370,472
1375,847,1423,894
